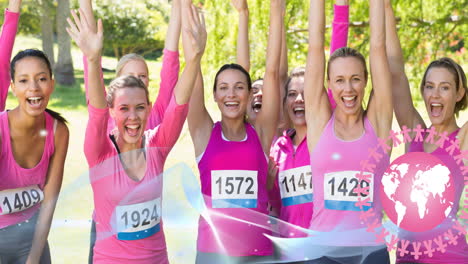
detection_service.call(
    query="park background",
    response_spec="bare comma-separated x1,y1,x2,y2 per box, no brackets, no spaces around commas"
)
0,0,467,263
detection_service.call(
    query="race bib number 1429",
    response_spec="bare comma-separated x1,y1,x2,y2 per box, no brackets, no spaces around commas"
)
0,185,44,215
324,171,373,211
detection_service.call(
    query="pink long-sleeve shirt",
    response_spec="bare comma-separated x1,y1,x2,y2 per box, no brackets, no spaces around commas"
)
0,9,20,112
83,49,180,132
328,4,350,109
84,94,188,263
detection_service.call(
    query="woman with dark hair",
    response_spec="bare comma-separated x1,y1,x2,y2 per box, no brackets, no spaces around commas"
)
68,0,206,262
186,0,282,263
385,1,467,263
304,0,393,263
0,45,69,264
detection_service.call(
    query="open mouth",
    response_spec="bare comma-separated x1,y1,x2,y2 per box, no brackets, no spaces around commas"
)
225,101,240,110
293,106,305,117
430,103,443,117
252,102,262,113
27,96,43,109
342,96,357,108
125,124,141,137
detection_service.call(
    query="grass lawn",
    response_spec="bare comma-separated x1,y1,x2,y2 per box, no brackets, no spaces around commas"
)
4,35,467,263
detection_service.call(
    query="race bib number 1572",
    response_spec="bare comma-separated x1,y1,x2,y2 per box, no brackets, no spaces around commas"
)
211,170,258,208
0,185,44,215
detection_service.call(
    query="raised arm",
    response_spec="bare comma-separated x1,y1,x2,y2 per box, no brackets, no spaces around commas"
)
384,0,424,131
367,0,393,139
0,0,21,111
27,122,69,264
255,0,283,155
231,0,250,72
150,0,206,150
304,0,330,152
277,3,290,134
68,8,111,165
147,0,182,129
327,0,350,110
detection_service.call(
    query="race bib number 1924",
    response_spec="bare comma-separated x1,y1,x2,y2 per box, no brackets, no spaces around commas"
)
0,185,44,215
324,171,373,211
115,198,161,240
211,170,258,208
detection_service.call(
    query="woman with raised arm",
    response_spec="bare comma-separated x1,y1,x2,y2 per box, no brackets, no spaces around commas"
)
304,0,392,263
0,3,69,263
268,0,350,232
80,0,181,132
79,1,183,262
0,0,21,111
67,0,205,262
385,1,467,263
187,0,282,263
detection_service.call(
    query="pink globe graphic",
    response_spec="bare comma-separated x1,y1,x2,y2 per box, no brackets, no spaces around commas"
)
380,152,455,232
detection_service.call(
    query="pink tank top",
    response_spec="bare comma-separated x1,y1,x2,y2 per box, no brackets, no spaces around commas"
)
0,111,55,228
270,129,313,238
309,113,389,245
197,122,273,256
396,129,467,264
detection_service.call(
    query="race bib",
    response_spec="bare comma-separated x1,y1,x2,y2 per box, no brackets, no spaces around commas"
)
324,171,373,211
279,166,313,206
115,198,161,240
0,185,44,215
211,170,258,208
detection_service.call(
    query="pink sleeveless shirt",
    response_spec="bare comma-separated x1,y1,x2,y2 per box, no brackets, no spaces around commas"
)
396,129,467,264
0,111,55,228
197,122,273,256
270,129,313,238
309,113,389,246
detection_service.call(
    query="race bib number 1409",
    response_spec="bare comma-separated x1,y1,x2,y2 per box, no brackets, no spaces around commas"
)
0,185,44,215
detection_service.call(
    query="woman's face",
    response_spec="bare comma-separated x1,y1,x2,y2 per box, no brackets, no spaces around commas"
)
109,87,150,145
285,76,306,127
119,60,150,88
11,57,54,117
214,69,250,120
423,67,464,126
328,57,367,115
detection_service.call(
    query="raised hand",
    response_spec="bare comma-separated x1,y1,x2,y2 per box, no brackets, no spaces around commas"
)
66,9,103,61
181,1,207,63
231,0,248,12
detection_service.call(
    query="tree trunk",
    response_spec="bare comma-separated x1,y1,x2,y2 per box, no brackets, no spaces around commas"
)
55,0,75,85
40,0,55,68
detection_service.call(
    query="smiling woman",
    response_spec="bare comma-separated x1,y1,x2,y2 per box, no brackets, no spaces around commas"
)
0,3,69,263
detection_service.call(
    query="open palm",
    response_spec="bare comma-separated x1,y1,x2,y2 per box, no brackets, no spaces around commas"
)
66,9,103,60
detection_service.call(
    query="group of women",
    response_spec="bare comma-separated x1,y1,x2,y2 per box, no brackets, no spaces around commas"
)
0,0,466,263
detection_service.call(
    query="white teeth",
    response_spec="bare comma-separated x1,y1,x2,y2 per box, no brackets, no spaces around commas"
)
343,96,356,101
294,107,305,111
225,102,239,106
126,125,139,129
431,103,442,107
28,97,41,100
